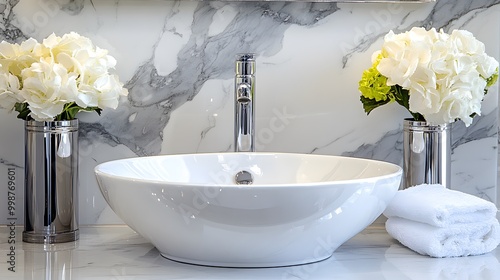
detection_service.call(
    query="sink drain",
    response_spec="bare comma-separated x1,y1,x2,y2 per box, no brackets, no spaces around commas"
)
234,170,253,185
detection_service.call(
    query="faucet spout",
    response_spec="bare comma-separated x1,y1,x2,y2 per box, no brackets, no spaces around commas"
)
235,54,256,152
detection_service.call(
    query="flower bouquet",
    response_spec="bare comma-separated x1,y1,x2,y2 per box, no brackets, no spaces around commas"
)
359,27,498,127
0,32,128,121
359,27,499,189
0,32,128,244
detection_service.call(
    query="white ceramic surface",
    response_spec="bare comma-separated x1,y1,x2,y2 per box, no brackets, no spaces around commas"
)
95,152,402,267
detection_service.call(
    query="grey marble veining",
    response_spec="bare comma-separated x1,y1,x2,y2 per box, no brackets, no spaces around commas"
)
1,0,496,158
92,0,498,157
340,0,500,67
0,158,22,168
92,2,340,156
341,110,498,165
0,0,26,42
451,110,498,148
61,0,86,15
0,0,497,224
341,127,403,165
422,0,500,29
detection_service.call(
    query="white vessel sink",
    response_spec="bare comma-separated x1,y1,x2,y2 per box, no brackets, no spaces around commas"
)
94,152,402,267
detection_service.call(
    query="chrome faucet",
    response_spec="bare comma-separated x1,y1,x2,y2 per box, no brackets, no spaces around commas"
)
234,54,256,152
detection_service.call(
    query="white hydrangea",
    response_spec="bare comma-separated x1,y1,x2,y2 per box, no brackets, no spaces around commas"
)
0,32,128,121
20,60,78,121
0,70,22,110
377,27,499,127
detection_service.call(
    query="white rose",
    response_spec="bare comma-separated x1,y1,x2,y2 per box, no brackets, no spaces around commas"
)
20,60,78,121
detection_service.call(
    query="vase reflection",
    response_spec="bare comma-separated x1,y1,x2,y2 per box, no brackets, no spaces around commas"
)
23,242,77,280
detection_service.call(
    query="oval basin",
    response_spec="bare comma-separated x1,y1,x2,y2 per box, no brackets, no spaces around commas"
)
94,152,402,267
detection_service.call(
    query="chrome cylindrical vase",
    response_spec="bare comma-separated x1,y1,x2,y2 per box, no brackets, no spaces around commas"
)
23,120,79,243
403,119,451,189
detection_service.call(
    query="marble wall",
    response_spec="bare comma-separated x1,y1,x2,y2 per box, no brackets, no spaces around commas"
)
0,0,499,225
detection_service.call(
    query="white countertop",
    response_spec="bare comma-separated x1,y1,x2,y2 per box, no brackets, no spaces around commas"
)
1,225,499,279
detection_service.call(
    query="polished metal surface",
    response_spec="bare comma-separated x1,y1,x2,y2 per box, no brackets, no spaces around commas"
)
403,119,451,189
23,120,79,243
234,170,253,185
235,53,256,152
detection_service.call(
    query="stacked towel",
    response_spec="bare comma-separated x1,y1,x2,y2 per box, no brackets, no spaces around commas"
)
384,184,500,258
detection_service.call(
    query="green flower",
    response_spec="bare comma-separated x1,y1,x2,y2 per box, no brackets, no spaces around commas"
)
358,54,393,115
359,66,391,102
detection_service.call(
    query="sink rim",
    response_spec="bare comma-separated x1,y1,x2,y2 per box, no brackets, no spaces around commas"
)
94,152,402,188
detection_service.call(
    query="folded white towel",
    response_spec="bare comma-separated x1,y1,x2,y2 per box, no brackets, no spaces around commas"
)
386,217,500,258
383,184,498,227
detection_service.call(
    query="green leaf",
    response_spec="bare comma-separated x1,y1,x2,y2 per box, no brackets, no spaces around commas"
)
78,106,102,117
12,101,105,121
485,69,498,88
14,103,31,121
391,85,425,121
66,106,81,120
360,95,391,115
392,85,409,109
53,102,105,121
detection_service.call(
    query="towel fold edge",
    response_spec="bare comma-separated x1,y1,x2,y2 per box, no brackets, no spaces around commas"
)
383,184,498,227
385,217,500,258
